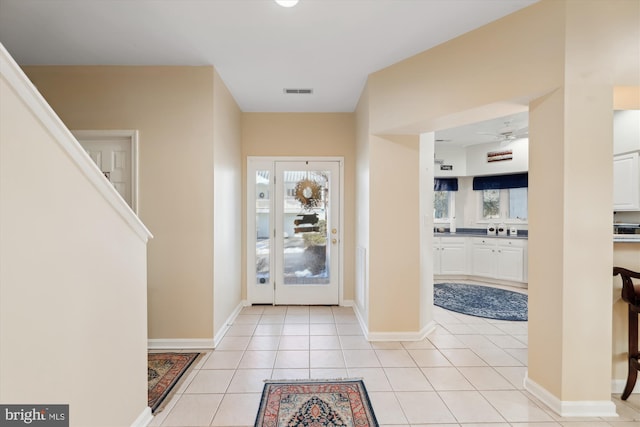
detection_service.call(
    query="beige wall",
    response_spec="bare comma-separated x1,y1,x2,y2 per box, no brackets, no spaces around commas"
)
357,0,640,407
0,72,149,426
614,86,640,110
213,69,243,339
527,89,565,396
368,135,421,333
241,113,356,301
366,1,565,136
23,66,219,340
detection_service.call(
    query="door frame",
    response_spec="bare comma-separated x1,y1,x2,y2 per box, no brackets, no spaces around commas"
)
72,130,139,214
246,156,345,305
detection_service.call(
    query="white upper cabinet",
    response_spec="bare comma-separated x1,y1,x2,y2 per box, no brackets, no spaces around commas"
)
613,110,640,155
614,152,640,211
613,110,640,211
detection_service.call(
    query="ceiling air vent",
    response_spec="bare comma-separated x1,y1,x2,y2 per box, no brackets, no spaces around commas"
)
284,88,313,94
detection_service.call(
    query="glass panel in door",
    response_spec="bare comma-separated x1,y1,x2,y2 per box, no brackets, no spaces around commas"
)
275,161,340,305
248,166,274,304
282,170,329,285
256,170,271,285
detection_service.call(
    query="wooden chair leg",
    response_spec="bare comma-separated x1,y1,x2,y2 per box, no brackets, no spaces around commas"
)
622,308,639,400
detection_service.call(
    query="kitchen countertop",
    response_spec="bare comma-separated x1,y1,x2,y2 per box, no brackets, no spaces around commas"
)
434,228,528,239
614,234,640,243
433,228,639,242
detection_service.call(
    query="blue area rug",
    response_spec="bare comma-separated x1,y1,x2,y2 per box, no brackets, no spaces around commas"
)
434,282,528,321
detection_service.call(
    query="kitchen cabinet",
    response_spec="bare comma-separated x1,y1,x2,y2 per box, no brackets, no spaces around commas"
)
433,236,466,275
471,238,525,282
614,110,640,155
614,152,640,211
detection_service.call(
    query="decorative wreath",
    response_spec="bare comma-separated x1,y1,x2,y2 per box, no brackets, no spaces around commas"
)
294,179,322,209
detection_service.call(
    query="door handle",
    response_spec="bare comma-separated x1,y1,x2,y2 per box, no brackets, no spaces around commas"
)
332,238,338,244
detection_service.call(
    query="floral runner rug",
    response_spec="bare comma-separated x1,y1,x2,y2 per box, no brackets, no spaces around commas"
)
148,352,200,413
254,379,378,427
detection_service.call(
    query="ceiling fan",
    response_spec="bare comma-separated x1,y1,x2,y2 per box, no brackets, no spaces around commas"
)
478,121,529,144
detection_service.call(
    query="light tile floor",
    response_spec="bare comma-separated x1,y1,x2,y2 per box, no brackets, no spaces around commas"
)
149,298,640,426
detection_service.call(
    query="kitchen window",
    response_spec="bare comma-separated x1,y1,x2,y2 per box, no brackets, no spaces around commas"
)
435,191,452,220
474,173,528,223
434,178,458,223
480,188,528,221
508,187,528,220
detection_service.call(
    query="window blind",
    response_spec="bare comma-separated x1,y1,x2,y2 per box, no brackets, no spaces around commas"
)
434,178,458,191
472,173,528,190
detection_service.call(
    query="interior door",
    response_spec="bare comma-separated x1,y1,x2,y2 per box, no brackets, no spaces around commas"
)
74,130,138,212
247,158,342,305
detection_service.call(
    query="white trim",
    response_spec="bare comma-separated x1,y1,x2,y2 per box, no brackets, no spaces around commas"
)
130,407,153,427
367,321,437,342
148,301,247,350
213,301,246,348
245,156,345,306
147,338,215,350
72,129,140,214
525,374,618,418
0,42,152,243
246,157,275,304
351,301,436,342
352,300,369,337
338,159,345,307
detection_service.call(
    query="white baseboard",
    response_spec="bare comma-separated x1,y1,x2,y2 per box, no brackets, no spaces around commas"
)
213,300,246,348
525,373,618,417
351,303,436,341
612,378,638,395
351,301,369,337
130,407,153,427
341,299,355,307
367,321,437,342
148,338,214,350
147,301,247,350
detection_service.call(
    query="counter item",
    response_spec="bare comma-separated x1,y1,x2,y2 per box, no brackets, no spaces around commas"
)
498,223,507,236
487,223,496,235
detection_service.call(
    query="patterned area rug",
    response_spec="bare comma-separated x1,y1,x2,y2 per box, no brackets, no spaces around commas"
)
255,379,378,427
434,282,528,321
148,352,199,413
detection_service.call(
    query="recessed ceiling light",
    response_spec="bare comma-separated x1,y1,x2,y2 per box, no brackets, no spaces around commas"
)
275,0,299,7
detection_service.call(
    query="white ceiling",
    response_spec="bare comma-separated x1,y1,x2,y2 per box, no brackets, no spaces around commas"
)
0,0,538,114
436,111,529,147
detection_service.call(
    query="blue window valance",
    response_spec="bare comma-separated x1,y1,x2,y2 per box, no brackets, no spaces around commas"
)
473,173,528,190
434,178,458,191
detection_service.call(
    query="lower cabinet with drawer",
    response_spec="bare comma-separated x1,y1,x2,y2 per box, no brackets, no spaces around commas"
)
470,238,526,282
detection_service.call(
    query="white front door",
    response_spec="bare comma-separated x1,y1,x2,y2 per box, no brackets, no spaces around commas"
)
247,158,342,305
73,130,138,212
